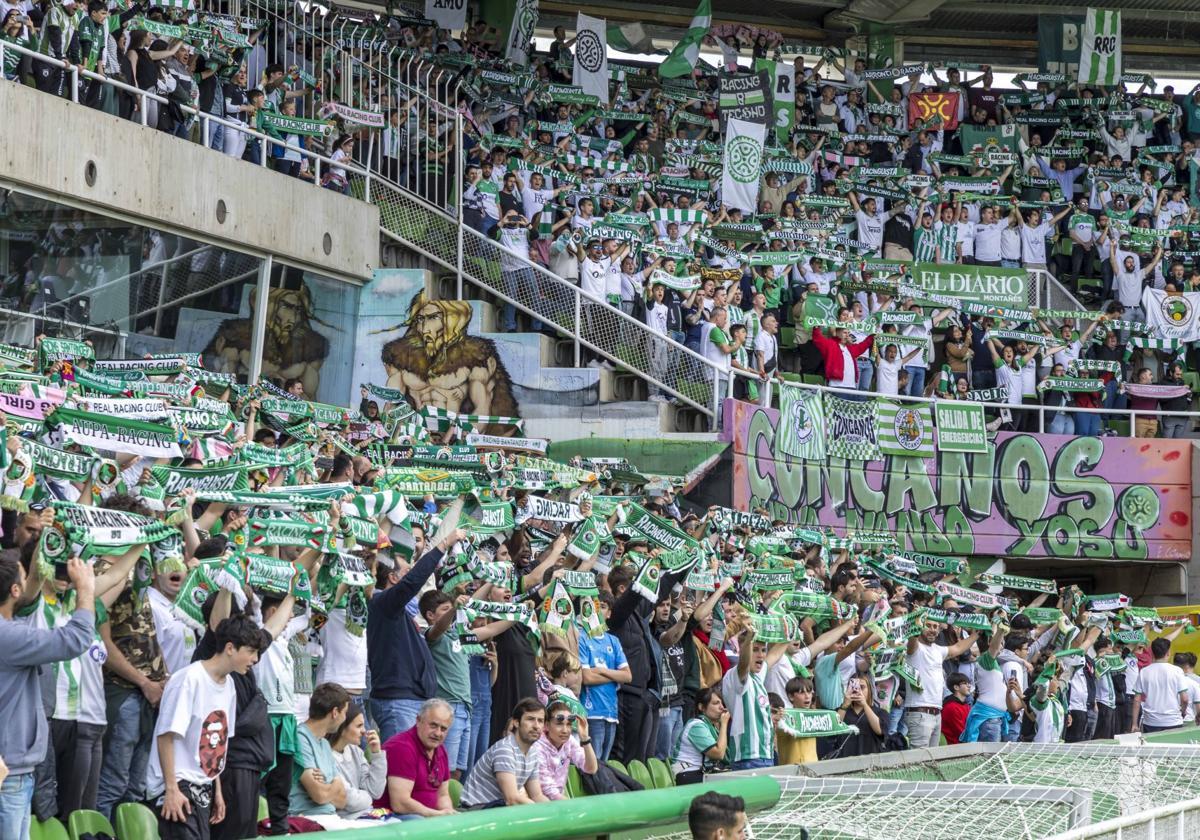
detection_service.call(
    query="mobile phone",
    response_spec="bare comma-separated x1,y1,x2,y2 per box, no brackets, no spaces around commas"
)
54,561,71,583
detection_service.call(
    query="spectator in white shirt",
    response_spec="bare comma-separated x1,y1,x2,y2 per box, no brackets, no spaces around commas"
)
1132,637,1190,733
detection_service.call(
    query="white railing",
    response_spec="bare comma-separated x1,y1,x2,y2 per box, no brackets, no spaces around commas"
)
0,39,375,201
1044,796,1200,840
731,369,1200,437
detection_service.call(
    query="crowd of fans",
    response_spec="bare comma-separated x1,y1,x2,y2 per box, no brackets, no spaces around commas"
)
6,2,1200,434
0,334,1191,840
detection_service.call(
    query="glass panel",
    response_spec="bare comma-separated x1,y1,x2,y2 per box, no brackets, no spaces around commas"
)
0,187,264,367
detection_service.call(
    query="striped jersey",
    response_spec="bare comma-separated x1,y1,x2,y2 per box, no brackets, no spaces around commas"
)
721,666,774,762
19,593,107,725
913,226,938,262
672,716,719,775
933,220,958,262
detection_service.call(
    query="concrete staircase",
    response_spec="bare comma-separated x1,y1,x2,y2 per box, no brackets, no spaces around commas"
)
432,274,714,435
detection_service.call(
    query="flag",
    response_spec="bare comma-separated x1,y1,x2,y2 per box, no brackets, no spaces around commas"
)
907,91,960,131
756,59,795,146
825,395,881,461
958,123,1017,154
607,22,653,54
658,0,710,79
777,384,825,460
505,0,537,66
424,0,467,31
878,401,934,459
720,117,766,214
1078,8,1121,85
1142,287,1200,343
572,13,610,104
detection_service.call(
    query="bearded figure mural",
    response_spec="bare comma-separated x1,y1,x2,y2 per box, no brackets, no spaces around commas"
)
203,283,333,397
377,292,520,431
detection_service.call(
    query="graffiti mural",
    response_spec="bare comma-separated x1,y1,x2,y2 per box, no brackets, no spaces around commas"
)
727,400,1192,561
375,291,520,420
203,283,333,398
175,275,356,406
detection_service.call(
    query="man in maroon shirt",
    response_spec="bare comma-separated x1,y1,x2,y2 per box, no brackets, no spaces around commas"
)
376,699,456,818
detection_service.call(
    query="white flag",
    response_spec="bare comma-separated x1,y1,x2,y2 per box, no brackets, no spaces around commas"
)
424,0,466,31
505,0,538,66
1142,287,1200,342
721,117,766,214
571,12,609,105
1078,8,1121,86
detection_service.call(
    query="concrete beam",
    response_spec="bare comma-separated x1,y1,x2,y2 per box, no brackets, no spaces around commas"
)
0,80,378,281
936,0,1200,25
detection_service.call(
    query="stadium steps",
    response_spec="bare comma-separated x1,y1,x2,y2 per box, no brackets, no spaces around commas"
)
230,1,723,430
446,290,712,433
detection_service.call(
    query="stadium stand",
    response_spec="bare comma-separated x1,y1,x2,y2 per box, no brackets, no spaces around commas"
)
4,1,1200,839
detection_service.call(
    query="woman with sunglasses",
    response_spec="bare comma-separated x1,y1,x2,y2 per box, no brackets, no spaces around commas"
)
530,700,598,800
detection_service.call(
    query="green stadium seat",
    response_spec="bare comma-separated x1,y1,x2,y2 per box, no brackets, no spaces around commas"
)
606,759,628,777
29,817,69,840
566,764,585,798
115,803,158,840
1185,371,1200,393
780,326,796,349
67,809,114,840
648,757,674,789
627,759,653,789
448,778,463,808
802,373,824,387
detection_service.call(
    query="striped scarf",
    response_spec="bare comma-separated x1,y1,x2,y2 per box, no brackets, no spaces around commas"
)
648,209,707,225
419,406,523,432
1125,336,1185,359
1069,358,1123,377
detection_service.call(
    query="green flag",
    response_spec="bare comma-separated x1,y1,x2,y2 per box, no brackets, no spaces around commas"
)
1078,8,1121,86
777,384,825,461
658,0,710,79
877,401,934,459
608,22,653,53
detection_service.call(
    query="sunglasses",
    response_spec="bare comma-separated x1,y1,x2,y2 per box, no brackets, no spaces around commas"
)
550,714,574,724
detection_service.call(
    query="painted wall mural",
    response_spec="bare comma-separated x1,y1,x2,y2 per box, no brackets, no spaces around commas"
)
376,291,520,419
726,399,1193,561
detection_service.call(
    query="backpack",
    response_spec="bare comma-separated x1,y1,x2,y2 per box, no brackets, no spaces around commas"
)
580,761,645,796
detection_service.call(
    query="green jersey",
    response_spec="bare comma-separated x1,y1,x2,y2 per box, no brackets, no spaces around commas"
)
914,226,937,262
934,220,958,262
755,276,782,309
1068,212,1095,244
672,716,719,775
720,667,774,763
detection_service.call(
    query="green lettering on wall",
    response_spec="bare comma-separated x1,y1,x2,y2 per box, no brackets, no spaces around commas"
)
939,450,993,518
995,435,1050,524
849,457,885,514
885,455,938,515
1053,436,1115,529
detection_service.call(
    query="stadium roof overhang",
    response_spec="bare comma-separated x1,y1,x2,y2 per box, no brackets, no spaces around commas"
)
539,0,1200,69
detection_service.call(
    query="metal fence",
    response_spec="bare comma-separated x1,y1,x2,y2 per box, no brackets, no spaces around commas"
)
207,0,465,211
1044,798,1200,840
735,371,1200,437
371,174,727,420
0,39,375,200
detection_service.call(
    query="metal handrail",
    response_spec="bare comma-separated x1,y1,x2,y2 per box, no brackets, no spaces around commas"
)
373,173,728,419
0,39,373,199
732,368,1200,437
